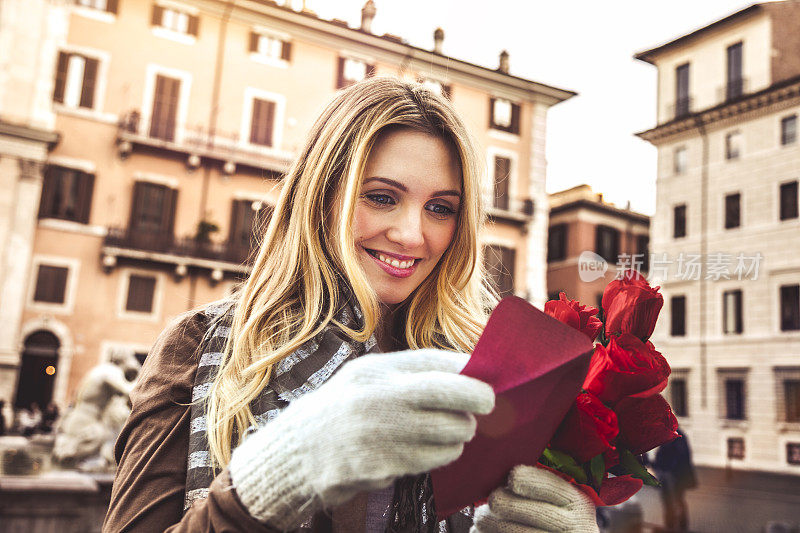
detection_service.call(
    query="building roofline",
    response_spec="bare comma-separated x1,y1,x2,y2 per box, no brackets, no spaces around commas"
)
633,3,762,64
241,0,577,103
549,199,650,225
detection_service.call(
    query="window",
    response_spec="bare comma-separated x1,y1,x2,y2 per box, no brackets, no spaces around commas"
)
723,289,743,334
33,265,69,304
671,295,686,336
725,192,741,229
125,274,157,313
781,284,800,331
675,63,690,118
724,378,746,419
492,156,511,210
74,0,118,12
129,181,177,249
547,224,568,262
780,181,799,220
38,166,94,223
788,443,800,465
785,380,800,423
420,78,451,99
782,115,797,146
484,244,515,299
670,377,688,417
249,98,276,147
726,131,741,160
53,51,99,109
636,235,649,273
595,225,619,263
489,98,521,134
726,42,743,101
149,74,181,141
248,32,291,62
673,204,687,238
727,437,745,459
674,146,687,174
336,56,373,89
152,4,199,36
228,199,273,261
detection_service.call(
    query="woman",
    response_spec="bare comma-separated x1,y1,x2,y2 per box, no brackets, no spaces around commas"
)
104,78,598,532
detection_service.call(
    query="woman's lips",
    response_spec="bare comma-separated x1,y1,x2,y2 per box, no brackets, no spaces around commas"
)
364,248,420,279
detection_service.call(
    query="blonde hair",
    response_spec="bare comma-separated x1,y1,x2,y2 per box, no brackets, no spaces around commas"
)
206,77,496,467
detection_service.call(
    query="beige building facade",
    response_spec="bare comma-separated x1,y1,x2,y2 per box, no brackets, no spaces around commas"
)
1,0,574,411
637,1,800,474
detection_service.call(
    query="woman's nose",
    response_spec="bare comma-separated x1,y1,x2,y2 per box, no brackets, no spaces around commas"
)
386,208,425,249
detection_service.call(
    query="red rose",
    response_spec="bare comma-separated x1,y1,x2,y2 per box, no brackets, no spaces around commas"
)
615,394,679,455
551,392,619,463
602,270,664,341
583,334,671,405
544,292,603,341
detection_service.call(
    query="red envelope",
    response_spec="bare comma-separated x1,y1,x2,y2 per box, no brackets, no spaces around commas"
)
431,296,594,519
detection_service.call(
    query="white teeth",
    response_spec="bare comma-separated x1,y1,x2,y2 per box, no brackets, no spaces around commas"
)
374,252,414,269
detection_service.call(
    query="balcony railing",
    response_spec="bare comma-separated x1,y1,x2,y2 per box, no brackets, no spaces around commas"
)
484,195,534,225
669,96,694,120
116,110,291,174
103,227,253,268
718,77,749,104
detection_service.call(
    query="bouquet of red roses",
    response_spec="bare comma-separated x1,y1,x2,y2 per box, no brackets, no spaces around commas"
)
539,270,679,506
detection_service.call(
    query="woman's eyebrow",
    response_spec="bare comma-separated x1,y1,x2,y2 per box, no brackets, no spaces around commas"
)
363,176,461,198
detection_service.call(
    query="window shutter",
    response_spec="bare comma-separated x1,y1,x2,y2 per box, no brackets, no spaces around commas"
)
126,275,156,313
76,172,95,224
501,247,516,297
281,40,292,61
151,4,163,26
510,103,521,134
33,265,68,304
79,57,98,109
228,199,249,248
493,156,510,210
249,32,259,53
162,186,178,238
129,181,147,233
187,14,199,36
488,97,495,128
249,99,275,146
106,0,119,14
149,74,180,141
38,167,57,219
336,56,346,89
53,52,69,104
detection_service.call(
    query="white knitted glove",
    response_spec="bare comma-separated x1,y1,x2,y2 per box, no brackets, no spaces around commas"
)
229,349,495,531
471,465,599,533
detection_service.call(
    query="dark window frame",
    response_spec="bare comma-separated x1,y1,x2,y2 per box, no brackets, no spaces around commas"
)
336,56,375,89
670,377,688,417
52,51,100,110
726,131,742,160
725,192,741,229
726,42,744,101
595,225,620,263
673,204,687,238
151,4,199,36
73,0,119,13
675,63,690,118
38,165,94,224
547,223,568,263
781,115,797,146
489,97,521,135
780,181,799,221
249,97,276,147
248,31,292,62
780,284,800,332
32,264,69,305
785,380,800,423
671,295,686,336
125,273,157,314
724,378,746,420
484,244,516,299
492,155,511,211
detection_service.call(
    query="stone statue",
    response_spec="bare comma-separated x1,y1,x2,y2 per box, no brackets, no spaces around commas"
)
52,350,142,471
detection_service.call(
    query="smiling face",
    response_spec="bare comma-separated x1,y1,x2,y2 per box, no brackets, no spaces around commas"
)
352,127,462,306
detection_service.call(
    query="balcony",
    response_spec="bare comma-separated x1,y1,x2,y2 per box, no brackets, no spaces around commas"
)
718,77,749,104
669,96,694,121
115,110,291,175
485,195,534,226
101,227,253,277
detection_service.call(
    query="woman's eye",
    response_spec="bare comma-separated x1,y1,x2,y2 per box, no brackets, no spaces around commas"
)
426,202,456,218
364,193,395,206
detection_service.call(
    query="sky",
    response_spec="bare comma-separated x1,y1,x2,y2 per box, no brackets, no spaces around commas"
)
310,0,759,215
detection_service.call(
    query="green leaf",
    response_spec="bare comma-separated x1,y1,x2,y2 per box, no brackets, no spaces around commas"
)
590,454,605,488
542,448,588,484
618,448,661,487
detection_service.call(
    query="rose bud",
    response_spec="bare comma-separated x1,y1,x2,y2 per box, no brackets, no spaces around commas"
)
602,270,664,341
551,392,619,463
545,292,603,341
615,394,679,455
583,334,671,405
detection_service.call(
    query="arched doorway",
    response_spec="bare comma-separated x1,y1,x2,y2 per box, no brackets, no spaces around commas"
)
14,330,60,409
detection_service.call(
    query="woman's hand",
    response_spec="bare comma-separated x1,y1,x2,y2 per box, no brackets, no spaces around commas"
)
229,348,495,530
471,465,599,533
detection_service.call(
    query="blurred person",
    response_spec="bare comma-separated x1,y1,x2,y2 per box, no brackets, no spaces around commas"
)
104,78,600,533
653,427,696,532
